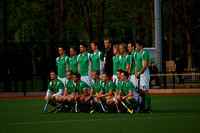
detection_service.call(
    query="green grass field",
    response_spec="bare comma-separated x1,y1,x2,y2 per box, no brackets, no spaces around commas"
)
0,95,200,133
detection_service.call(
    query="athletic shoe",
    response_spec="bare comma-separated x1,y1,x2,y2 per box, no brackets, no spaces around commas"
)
145,108,152,113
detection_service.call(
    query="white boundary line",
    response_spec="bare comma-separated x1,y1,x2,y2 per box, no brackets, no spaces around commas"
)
0,115,200,126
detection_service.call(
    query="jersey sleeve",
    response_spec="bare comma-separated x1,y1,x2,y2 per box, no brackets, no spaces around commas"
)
126,55,130,65
109,81,116,90
127,81,134,91
143,51,149,61
59,81,64,90
100,52,104,61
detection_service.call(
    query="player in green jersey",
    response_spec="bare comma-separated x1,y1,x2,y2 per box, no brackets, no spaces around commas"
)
73,72,90,113
128,42,139,91
69,46,78,73
85,70,104,113
119,44,130,72
77,42,92,88
96,72,115,105
107,69,123,105
91,40,104,78
45,70,64,107
112,44,121,85
60,70,75,104
56,46,69,85
135,40,152,113
117,71,141,112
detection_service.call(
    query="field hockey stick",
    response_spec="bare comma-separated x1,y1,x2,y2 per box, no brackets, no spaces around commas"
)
48,103,63,113
95,92,107,113
113,92,120,113
114,92,133,114
44,91,52,114
136,79,140,113
75,91,82,113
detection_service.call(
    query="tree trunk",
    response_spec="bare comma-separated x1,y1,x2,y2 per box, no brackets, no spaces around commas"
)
186,31,192,70
59,0,64,42
97,0,104,49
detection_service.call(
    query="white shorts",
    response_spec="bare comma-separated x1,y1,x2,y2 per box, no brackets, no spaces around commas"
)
139,73,150,91
58,77,67,86
81,76,91,86
130,75,138,91
81,76,91,94
112,75,118,85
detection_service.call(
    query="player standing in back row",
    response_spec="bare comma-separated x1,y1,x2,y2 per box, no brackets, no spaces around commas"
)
91,40,104,78
128,42,139,91
69,46,78,73
77,42,92,88
135,40,152,113
119,44,130,72
56,46,69,85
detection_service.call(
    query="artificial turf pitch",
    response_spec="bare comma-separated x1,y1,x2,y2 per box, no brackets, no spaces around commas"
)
0,95,200,133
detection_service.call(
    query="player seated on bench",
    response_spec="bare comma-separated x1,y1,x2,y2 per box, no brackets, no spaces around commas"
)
85,70,104,113
44,70,64,107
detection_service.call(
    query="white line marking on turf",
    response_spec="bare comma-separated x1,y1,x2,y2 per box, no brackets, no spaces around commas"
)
1,116,200,126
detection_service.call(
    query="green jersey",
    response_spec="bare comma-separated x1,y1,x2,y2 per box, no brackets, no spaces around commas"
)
69,55,78,73
74,80,90,95
65,79,75,94
116,80,123,92
48,79,64,93
77,51,91,76
130,50,138,75
120,53,130,71
102,80,115,94
91,50,104,72
56,55,69,78
113,54,122,75
122,80,138,97
136,50,149,74
91,79,103,93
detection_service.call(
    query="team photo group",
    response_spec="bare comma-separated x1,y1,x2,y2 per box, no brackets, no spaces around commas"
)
44,38,152,114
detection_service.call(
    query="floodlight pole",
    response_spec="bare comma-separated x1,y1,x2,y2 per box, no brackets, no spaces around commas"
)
154,0,162,73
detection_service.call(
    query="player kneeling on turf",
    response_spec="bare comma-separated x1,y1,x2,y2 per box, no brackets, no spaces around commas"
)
117,71,141,113
107,69,123,113
73,72,90,113
59,70,75,112
44,70,64,110
96,72,115,112
85,70,104,113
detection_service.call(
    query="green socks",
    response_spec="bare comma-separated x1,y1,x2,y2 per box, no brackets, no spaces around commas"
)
145,93,152,109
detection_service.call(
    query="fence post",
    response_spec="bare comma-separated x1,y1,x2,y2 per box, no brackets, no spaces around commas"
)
173,72,175,89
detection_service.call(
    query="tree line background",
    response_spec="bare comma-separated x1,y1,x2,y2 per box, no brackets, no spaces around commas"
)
0,0,200,82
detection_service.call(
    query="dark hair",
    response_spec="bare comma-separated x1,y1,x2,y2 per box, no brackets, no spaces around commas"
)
70,46,77,52
102,72,109,78
104,38,112,44
50,70,58,75
58,45,66,51
121,71,129,79
80,42,87,48
92,70,100,76
117,69,123,73
67,70,74,75
91,40,99,47
128,42,136,49
73,72,81,80
135,40,145,48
